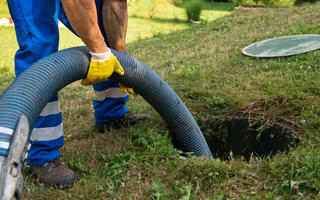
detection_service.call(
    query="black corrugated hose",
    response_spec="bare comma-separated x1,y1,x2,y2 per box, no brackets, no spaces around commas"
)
0,47,212,158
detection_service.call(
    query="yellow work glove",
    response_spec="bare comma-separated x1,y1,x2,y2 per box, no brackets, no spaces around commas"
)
81,49,124,86
119,83,138,97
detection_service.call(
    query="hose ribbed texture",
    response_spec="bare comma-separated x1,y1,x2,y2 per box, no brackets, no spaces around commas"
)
0,47,212,158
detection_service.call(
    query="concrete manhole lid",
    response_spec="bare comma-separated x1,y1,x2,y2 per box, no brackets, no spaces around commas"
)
242,34,320,57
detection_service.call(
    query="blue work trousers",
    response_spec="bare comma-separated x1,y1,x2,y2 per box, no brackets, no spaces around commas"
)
7,0,129,166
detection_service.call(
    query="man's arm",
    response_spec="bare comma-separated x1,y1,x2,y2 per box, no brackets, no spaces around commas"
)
61,0,134,94
61,0,125,86
61,0,108,53
102,0,128,52
102,0,136,95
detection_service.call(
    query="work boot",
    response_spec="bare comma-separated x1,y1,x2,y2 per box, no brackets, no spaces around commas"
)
31,157,76,188
96,111,152,133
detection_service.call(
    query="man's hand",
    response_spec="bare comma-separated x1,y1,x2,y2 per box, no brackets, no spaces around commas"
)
81,49,124,86
119,83,137,97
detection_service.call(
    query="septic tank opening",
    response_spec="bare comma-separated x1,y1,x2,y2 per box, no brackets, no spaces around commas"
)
196,115,300,160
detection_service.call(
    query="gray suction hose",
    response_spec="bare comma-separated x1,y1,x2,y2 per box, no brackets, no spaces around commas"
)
0,47,212,158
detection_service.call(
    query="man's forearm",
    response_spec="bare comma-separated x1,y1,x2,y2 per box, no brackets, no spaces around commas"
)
61,0,108,53
102,0,128,52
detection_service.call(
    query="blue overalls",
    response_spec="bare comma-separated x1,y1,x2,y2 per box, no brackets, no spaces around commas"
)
6,0,129,166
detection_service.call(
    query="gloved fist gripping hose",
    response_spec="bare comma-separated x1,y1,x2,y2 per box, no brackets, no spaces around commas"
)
81,49,136,96
119,83,137,97
81,49,124,86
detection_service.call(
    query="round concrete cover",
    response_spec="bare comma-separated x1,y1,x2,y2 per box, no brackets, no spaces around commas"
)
242,34,320,57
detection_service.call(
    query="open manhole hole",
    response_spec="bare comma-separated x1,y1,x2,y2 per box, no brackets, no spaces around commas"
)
197,116,300,160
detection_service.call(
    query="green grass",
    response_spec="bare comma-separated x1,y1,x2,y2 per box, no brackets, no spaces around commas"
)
127,0,233,43
0,1,8,18
1,1,320,199
0,1,233,47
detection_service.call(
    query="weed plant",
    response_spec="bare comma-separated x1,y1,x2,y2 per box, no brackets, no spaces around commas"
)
185,0,203,22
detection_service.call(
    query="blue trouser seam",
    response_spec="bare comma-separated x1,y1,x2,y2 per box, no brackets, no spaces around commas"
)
12,0,39,61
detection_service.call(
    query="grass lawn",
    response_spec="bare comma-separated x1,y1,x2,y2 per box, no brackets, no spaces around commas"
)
0,0,232,72
1,0,320,199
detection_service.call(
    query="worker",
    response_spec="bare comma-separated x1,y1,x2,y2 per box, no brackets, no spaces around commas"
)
6,0,151,187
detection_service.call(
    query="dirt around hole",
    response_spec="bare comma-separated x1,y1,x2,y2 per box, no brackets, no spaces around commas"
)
197,115,300,160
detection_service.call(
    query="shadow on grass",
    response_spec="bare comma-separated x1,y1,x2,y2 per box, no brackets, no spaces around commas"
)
176,2,234,11
130,15,188,25
129,2,233,25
